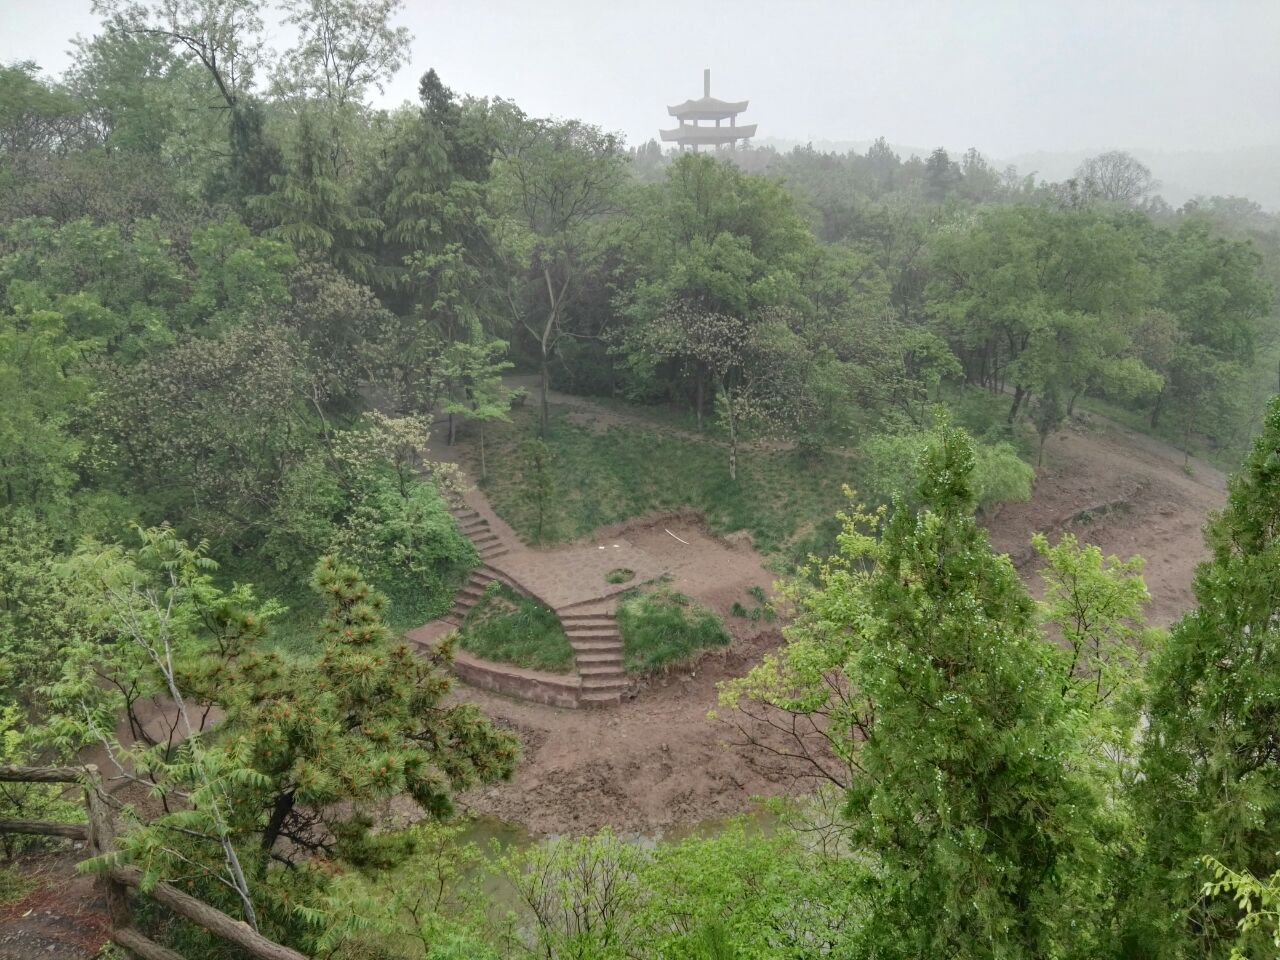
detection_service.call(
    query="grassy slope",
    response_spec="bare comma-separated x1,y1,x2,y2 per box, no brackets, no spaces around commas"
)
459,406,866,564
455,583,576,674
616,587,730,674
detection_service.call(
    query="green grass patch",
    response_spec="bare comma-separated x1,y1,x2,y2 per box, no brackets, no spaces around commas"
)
216,555,473,661
616,587,729,674
731,586,778,624
462,407,864,564
455,583,575,674
606,567,635,585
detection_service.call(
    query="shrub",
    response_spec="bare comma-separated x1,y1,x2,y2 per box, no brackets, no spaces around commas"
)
335,475,478,629
606,567,635,585
864,428,1032,513
616,588,728,673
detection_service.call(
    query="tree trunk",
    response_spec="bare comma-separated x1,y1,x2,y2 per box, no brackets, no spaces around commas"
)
260,789,296,856
695,369,705,431
1150,385,1166,429
539,355,550,435
1007,383,1026,424
448,412,456,445
725,389,738,482
479,424,487,481
538,266,565,438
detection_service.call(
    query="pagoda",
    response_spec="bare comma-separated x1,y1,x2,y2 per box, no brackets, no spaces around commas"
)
660,69,756,151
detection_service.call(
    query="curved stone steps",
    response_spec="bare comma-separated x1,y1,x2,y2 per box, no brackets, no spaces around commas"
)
414,497,639,707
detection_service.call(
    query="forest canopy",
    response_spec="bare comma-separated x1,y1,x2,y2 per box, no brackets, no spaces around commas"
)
3,2,1280,958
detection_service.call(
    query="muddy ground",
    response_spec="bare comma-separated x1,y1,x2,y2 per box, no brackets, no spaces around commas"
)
456,412,1227,835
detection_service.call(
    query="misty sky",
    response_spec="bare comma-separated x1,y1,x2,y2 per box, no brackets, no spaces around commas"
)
3,0,1278,161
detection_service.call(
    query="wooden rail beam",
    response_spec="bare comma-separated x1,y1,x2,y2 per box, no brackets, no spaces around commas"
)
111,927,186,960
3,764,307,960
0,817,88,839
110,866,309,960
0,764,88,783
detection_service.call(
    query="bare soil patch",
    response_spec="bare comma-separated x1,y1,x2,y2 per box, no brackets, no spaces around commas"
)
0,850,108,960
986,417,1225,627
456,413,1227,835
456,629,799,836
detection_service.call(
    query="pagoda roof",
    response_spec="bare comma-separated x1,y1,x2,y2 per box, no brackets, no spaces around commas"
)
660,123,757,144
666,96,749,120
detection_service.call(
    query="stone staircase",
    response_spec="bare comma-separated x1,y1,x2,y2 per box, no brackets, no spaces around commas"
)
440,565,503,628
426,499,634,708
450,504,509,563
560,601,630,707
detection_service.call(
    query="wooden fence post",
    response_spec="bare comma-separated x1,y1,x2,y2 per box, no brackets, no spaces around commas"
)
2,764,311,960
81,765,133,935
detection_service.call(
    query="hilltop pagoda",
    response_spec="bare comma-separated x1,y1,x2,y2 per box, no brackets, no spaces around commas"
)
660,69,756,151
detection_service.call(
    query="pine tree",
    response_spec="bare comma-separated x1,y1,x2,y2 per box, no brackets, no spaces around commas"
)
1136,396,1280,958
233,555,521,865
724,422,1099,958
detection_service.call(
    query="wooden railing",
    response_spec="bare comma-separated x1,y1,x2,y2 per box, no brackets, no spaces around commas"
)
0,765,308,960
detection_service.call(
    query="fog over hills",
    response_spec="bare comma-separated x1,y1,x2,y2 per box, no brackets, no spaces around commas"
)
755,139,1280,211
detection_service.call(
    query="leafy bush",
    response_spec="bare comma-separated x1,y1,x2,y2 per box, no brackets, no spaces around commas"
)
616,588,728,673
456,583,575,673
0,704,84,858
335,475,478,630
864,428,1032,513
606,567,635,584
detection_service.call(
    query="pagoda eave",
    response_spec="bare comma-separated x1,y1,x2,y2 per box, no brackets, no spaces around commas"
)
659,124,757,145
666,98,749,120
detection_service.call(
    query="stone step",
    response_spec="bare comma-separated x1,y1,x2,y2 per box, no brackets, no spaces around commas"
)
580,675,629,689
560,615,616,627
571,643,621,653
581,693,623,706
569,638,622,652
470,533,501,548
576,655,624,670
565,627,619,642
452,509,480,522
479,548,509,561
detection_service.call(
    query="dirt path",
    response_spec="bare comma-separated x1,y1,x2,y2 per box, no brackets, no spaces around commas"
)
0,852,108,960
456,628,795,836
987,414,1225,627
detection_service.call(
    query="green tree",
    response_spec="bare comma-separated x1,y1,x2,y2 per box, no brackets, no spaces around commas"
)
1074,151,1159,207
929,205,1153,427
1147,219,1272,456
54,528,518,935
1137,396,1280,958
518,438,554,543
723,422,1098,958
617,152,814,426
923,146,961,203
489,108,626,432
